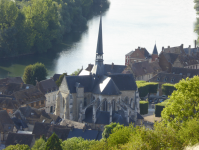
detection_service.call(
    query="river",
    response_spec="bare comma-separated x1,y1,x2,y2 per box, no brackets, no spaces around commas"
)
0,0,197,78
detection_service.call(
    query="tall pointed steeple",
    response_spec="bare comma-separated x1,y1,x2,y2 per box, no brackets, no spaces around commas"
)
91,16,104,76
153,44,158,55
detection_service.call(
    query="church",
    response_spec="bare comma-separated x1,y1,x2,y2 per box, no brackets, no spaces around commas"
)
55,17,141,127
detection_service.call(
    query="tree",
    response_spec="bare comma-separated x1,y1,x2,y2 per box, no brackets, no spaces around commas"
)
5,144,30,150
55,73,67,87
161,76,199,129
45,133,62,150
23,62,48,85
71,69,81,76
31,138,46,150
102,122,123,139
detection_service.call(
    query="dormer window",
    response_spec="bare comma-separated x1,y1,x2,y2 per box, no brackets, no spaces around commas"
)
157,77,160,81
171,79,174,82
164,78,167,82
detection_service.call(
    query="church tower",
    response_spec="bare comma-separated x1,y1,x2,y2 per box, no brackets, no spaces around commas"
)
152,44,158,61
91,16,104,76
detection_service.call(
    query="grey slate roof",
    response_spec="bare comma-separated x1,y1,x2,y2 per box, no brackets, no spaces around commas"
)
153,44,158,54
149,72,184,84
112,111,128,126
92,76,121,95
85,64,126,75
95,110,110,124
52,74,61,82
11,117,28,130
5,133,35,147
37,78,58,94
67,129,102,140
184,47,199,55
171,67,199,78
163,53,179,64
96,16,103,55
0,77,23,85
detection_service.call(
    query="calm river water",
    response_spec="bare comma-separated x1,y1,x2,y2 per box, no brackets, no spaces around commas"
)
0,0,197,78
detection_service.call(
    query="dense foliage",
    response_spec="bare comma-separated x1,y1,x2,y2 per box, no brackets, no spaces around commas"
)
45,133,62,150
136,81,158,97
0,0,110,58
5,144,30,150
140,100,148,115
56,73,67,87
162,83,176,96
23,62,48,85
71,68,81,75
102,122,123,139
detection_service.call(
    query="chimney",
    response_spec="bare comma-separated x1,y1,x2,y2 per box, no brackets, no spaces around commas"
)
189,45,191,55
138,47,140,49
195,40,197,48
168,46,170,48
162,47,164,52
181,44,183,49
20,83,23,89
111,63,114,69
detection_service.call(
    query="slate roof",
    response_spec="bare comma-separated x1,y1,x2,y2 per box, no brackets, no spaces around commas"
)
11,87,46,106
178,54,199,66
67,129,102,140
171,67,199,78
85,64,126,75
139,48,151,58
95,110,110,124
125,50,134,56
112,111,128,126
5,133,35,147
184,47,199,55
163,53,179,64
92,76,121,95
126,61,161,77
52,74,61,82
0,77,23,85
37,78,58,94
0,83,34,95
149,72,184,84
11,117,28,130
32,122,70,140
153,44,158,55
14,106,61,125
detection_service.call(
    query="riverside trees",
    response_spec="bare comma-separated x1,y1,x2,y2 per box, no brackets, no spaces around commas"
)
0,0,109,58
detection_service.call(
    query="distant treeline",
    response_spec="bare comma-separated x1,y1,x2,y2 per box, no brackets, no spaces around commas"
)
0,0,109,57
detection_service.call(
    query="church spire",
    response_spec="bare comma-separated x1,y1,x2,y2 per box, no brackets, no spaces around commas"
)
153,44,158,55
96,16,103,55
91,16,104,76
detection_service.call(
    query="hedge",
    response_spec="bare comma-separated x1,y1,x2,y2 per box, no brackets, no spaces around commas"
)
155,100,168,117
162,83,176,96
140,101,148,115
136,81,158,97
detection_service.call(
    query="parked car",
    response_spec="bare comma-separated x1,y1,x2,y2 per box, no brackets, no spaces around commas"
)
161,95,167,98
159,99,164,103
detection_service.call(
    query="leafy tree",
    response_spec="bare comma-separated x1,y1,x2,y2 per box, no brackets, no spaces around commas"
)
23,62,48,85
162,83,176,96
5,144,30,150
162,76,199,129
31,138,46,150
56,73,67,87
71,69,81,76
102,122,123,139
45,133,62,150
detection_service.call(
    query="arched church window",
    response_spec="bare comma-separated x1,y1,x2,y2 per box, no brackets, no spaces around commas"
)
112,100,115,111
124,97,129,105
103,100,107,111
63,98,65,109
84,98,87,107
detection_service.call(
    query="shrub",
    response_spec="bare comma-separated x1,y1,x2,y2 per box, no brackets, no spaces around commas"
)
155,101,168,117
140,101,148,115
162,83,176,96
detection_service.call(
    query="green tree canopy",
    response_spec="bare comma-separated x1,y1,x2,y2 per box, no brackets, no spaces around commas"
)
45,133,62,150
31,138,46,150
5,144,30,150
23,62,48,85
55,73,67,87
162,76,199,129
71,69,81,76
102,122,124,139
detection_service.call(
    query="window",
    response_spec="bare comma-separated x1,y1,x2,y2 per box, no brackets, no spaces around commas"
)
63,98,65,108
8,126,11,130
164,78,167,82
41,100,44,105
157,77,160,81
48,96,50,102
31,103,34,107
171,79,174,82
50,106,53,113
36,101,39,106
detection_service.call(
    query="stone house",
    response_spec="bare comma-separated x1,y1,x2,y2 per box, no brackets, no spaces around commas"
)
36,79,59,113
11,87,46,110
125,44,158,66
13,106,62,131
162,44,184,54
149,72,184,95
55,17,140,128
123,60,162,81
171,67,199,78
0,110,15,141
5,133,35,148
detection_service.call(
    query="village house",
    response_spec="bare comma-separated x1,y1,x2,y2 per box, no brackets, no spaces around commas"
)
55,17,140,130
149,72,184,95
0,110,15,141
170,67,199,78
36,78,59,114
125,44,158,66
123,60,162,81
11,86,46,110
13,106,62,131
0,77,24,85
5,133,35,148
